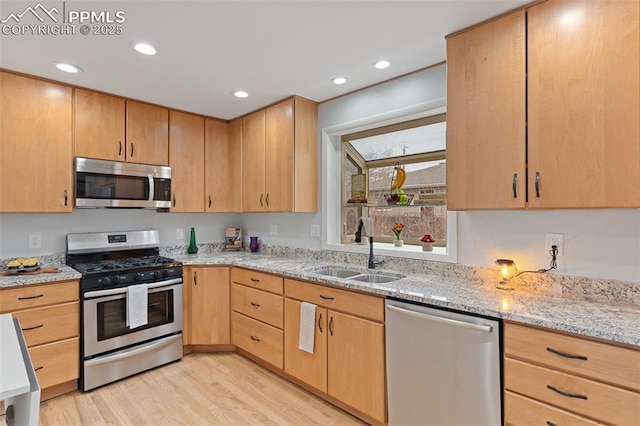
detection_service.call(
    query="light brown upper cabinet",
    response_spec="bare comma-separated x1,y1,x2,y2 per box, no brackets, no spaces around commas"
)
205,118,241,212
74,89,126,161
169,110,205,212
125,100,169,166
446,10,526,210
241,96,318,212
446,0,639,209
527,0,639,208
0,72,73,213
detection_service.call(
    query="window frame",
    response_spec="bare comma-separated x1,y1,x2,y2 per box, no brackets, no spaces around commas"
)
321,105,458,264
341,114,448,246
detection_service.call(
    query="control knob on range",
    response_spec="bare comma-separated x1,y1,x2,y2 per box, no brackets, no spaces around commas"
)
101,276,112,287
134,272,145,282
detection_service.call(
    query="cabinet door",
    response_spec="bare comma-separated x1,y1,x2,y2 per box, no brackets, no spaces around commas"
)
327,310,386,423
169,110,205,212
284,298,328,392
205,118,240,212
74,88,125,161
190,267,230,345
265,99,294,211
528,0,640,208
446,10,526,210
241,109,266,211
293,97,318,212
182,267,191,346
0,72,73,212
125,100,169,165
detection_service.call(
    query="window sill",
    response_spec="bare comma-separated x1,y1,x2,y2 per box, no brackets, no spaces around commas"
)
324,241,455,263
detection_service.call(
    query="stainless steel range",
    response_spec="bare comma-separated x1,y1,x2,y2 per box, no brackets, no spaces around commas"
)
66,230,183,391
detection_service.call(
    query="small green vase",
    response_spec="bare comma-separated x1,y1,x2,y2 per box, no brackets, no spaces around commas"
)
187,227,198,254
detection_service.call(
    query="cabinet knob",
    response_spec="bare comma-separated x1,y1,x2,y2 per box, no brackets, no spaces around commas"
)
318,313,323,333
265,193,270,206
64,189,68,206
130,142,135,157
535,172,541,198
118,141,123,156
259,194,264,207
329,316,334,336
208,195,212,208
512,174,518,199
193,271,197,285
173,194,176,208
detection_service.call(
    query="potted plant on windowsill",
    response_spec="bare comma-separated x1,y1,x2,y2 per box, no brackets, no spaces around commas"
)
392,222,405,247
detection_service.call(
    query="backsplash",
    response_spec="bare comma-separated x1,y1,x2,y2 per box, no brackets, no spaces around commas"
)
4,243,638,306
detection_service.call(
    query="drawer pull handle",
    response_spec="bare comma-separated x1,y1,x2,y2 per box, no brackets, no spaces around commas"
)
546,385,588,400
546,347,588,361
318,313,323,333
35,366,44,372
250,335,260,342
546,422,557,426
329,316,334,336
22,324,44,331
250,278,260,283
250,302,261,308
18,294,44,300
320,295,334,300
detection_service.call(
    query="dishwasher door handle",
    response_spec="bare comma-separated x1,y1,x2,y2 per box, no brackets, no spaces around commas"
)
387,304,493,333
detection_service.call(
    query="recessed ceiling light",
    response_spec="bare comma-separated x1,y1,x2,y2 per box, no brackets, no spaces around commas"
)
233,90,249,98
332,77,347,85
55,62,82,73
374,60,390,69
134,43,157,55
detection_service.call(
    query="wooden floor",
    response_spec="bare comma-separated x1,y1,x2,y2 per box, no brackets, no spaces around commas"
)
38,353,366,425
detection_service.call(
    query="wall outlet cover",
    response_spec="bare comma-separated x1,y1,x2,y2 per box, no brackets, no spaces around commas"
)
176,228,184,241
28,233,42,249
270,224,278,234
545,233,564,256
310,224,321,237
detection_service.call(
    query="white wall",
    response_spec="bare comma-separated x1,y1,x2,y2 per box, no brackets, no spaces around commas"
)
2,63,638,283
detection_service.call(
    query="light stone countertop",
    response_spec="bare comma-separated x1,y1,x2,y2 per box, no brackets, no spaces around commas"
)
1,251,638,347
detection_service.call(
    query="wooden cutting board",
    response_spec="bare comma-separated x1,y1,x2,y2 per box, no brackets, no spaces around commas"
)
0,267,62,276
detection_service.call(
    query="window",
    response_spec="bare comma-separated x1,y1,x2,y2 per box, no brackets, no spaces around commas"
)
341,114,447,248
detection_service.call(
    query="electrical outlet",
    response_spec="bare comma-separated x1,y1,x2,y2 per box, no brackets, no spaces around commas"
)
28,234,42,249
545,233,564,256
310,224,320,237
176,228,184,241
270,224,278,234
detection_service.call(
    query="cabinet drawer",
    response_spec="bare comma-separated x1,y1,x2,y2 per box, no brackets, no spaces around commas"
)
505,391,600,426
29,337,80,389
231,268,283,295
505,322,640,391
231,312,283,369
505,357,640,425
284,279,384,322
231,284,283,328
12,302,79,347
0,280,79,312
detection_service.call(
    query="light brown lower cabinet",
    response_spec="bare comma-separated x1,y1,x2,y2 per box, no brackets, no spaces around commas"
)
0,280,80,400
283,279,386,424
188,266,230,346
504,321,640,425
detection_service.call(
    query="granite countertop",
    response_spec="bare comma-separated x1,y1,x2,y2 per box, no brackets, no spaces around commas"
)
174,252,640,347
2,251,638,347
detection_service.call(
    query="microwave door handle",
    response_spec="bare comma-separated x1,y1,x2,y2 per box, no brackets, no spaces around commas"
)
148,173,154,203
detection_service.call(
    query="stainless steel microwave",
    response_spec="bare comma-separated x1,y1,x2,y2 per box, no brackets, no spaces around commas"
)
75,157,171,209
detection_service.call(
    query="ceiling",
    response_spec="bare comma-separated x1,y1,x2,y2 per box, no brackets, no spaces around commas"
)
0,0,530,120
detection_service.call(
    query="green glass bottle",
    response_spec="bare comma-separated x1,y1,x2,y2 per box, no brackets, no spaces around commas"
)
187,227,198,254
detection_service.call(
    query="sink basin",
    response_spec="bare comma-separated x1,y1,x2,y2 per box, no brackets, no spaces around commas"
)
349,273,404,284
308,267,362,279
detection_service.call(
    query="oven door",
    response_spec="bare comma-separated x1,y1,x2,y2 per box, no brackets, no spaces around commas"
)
83,279,183,358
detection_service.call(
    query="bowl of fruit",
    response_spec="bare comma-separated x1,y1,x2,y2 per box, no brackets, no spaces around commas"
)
384,190,413,206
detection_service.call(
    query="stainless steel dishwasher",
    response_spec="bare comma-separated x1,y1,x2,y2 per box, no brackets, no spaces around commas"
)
385,299,502,426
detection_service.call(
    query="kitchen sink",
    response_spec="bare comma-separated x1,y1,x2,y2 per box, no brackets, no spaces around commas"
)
308,267,362,279
349,273,404,284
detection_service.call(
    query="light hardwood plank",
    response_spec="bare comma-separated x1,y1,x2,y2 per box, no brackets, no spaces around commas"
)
38,353,365,426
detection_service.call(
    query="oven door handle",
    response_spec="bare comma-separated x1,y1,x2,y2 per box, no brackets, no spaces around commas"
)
83,278,183,299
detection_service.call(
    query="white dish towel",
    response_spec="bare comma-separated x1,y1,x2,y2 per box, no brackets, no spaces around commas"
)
360,217,374,237
127,284,148,329
298,302,317,354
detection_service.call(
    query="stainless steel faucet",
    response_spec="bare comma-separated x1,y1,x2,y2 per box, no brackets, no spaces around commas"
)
354,218,383,269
